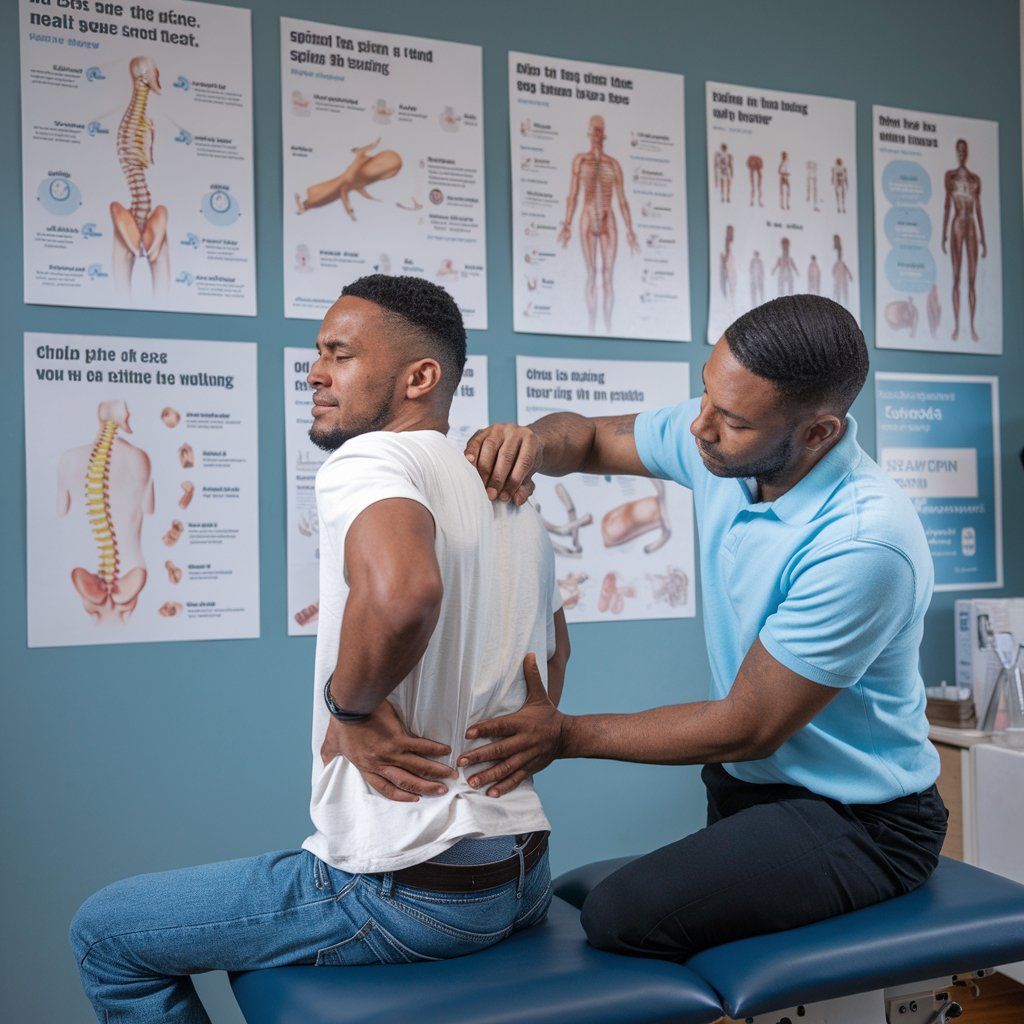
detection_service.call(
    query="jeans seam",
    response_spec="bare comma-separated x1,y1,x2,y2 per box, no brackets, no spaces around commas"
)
380,894,511,942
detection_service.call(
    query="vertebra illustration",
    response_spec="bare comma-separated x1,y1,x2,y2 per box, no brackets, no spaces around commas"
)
537,483,592,558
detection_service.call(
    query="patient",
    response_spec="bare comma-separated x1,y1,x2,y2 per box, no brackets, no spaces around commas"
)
69,275,568,1023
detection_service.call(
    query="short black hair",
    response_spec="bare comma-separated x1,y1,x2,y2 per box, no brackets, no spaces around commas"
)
341,274,467,400
724,295,868,413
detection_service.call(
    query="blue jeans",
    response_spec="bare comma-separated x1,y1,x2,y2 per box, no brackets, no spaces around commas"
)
69,843,552,1023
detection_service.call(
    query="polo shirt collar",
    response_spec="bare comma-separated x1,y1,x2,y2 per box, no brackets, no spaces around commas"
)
753,415,863,526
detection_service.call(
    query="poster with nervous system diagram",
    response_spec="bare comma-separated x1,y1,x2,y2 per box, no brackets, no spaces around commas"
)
25,334,260,648
517,357,695,623
873,106,1001,355
706,82,859,343
20,0,256,315
509,52,691,342
281,19,487,328
284,351,489,636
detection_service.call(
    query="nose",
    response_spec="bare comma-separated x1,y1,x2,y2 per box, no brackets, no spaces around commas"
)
689,400,717,443
307,356,329,389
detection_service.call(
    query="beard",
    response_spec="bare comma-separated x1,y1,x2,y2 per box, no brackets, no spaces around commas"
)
308,384,396,452
697,429,795,483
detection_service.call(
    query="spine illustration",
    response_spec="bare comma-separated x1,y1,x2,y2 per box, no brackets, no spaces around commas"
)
85,420,121,586
117,70,154,238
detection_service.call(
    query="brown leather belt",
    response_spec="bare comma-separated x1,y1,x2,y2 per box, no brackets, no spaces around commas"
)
386,831,549,893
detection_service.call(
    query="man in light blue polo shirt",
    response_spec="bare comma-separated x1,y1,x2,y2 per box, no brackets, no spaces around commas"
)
459,294,948,959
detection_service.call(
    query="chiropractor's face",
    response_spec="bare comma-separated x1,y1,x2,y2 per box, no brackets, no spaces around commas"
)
690,338,799,481
306,296,403,452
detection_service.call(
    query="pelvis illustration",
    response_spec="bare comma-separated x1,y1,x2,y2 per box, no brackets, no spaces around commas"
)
601,479,670,553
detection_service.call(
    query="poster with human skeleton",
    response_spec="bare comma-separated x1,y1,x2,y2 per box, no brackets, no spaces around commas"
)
516,357,695,623
873,106,1001,355
19,0,256,315
280,19,487,328
284,350,489,636
509,52,691,342
705,82,858,343
25,334,260,648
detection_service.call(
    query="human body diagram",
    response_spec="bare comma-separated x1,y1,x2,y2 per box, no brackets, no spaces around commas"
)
771,237,798,296
558,116,639,333
57,401,154,623
111,57,169,296
295,139,403,221
778,151,791,210
719,225,737,314
806,160,820,211
749,250,764,306
746,154,763,206
832,234,853,305
714,144,734,203
807,254,821,294
831,157,848,214
941,139,987,342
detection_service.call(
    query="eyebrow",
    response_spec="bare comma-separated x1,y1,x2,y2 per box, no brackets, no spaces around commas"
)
317,338,353,354
701,365,754,425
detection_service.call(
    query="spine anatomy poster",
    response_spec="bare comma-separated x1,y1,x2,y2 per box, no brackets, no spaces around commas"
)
516,357,695,623
285,351,489,635
25,334,260,648
873,106,1001,354
706,82,858,343
875,373,1002,592
509,52,691,342
20,0,256,315
281,19,487,327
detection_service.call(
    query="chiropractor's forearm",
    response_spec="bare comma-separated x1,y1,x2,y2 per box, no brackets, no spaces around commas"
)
529,413,598,477
561,698,772,766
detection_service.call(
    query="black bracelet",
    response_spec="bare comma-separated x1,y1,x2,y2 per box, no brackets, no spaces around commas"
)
323,676,372,722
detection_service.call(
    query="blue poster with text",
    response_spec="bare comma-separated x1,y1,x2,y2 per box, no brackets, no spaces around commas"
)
875,373,1002,591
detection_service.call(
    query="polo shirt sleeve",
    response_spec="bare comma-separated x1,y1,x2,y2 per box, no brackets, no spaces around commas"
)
633,397,702,489
759,540,918,689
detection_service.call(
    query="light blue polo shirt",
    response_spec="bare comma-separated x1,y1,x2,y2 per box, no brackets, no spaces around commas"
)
635,399,940,805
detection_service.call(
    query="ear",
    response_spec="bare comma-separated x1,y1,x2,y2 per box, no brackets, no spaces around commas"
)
804,414,843,453
404,358,443,400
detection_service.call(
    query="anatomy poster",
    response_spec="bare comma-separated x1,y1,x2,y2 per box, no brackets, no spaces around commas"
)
873,107,1001,355
25,333,260,648
19,0,256,315
281,19,487,327
509,53,691,342
875,373,1002,592
705,82,858,343
516,357,695,623
285,351,489,635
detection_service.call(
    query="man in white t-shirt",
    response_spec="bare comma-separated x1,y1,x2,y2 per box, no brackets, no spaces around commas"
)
70,275,568,1023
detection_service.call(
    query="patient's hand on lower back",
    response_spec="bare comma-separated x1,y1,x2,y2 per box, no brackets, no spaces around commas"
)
320,700,457,803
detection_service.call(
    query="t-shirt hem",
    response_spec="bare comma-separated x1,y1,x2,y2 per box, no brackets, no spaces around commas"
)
759,627,860,689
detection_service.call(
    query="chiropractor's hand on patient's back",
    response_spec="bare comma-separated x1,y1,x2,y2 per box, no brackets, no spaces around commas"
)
464,423,543,505
321,699,456,803
459,653,567,797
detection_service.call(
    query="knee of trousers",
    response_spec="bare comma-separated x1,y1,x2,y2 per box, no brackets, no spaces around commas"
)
69,879,135,963
580,876,653,954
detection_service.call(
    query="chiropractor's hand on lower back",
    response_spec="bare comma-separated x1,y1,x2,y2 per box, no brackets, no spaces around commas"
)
459,653,568,797
464,423,542,505
320,699,457,803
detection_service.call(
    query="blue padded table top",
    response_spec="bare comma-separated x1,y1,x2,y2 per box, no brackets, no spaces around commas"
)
229,896,723,1024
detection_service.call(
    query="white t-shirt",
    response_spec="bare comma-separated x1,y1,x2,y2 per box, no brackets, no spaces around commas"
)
302,430,560,874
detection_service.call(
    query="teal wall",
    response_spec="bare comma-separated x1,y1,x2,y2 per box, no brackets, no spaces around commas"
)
3,1,1021,1020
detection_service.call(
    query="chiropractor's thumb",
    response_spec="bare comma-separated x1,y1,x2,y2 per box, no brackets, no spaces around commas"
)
523,652,545,696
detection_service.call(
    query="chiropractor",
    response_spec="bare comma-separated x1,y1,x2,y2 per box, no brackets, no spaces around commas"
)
459,295,948,961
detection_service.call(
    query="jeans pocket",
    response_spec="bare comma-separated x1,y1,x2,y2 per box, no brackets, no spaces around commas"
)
315,917,441,966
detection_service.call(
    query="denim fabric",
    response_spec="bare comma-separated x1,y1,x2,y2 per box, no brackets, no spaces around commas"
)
69,842,552,1023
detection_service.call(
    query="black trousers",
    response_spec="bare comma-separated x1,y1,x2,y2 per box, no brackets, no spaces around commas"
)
581,763,949,961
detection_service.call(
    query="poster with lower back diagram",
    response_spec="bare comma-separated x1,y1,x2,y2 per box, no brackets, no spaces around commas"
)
509,52,691,342
281,18,487,327
516,357,695,623
25,334,260,648
285,351,489,635
705,81,858,343
873,106,1001,355
19,0,256,315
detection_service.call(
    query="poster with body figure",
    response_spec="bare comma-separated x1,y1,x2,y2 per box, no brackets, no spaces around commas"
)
873,107,1001,354
516,357,695,622
875,372,1002,591
25,333,260,647
281,19,487,328
705,82,858,343
285,351,489,635
509,53,690,342
19,0,255,315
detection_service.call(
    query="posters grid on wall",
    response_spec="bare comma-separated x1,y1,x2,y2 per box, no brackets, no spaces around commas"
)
873,105,1002,355
19,0,256,315
281,18,487,328
509,52,691,342
705,81,858,343
25,333,261,648
285,352,489,635
875,372,1002,592
516,356,695,623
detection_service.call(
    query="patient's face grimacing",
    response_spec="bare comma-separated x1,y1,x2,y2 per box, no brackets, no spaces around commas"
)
307,296,403,451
